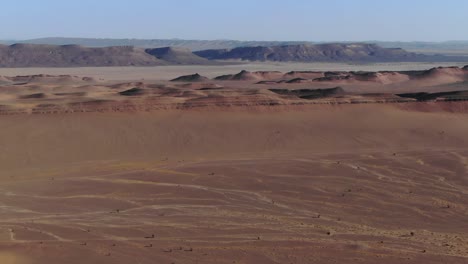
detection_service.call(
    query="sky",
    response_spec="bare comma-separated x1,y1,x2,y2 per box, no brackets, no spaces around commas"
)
1,0,467,42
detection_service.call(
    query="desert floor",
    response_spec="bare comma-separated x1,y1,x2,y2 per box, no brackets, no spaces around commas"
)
0,65,468,264
1,62,467,81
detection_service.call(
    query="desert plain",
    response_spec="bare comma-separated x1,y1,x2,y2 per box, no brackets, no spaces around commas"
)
0,62,468,264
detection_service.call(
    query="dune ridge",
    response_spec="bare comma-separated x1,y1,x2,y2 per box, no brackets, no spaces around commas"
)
1,65,468,115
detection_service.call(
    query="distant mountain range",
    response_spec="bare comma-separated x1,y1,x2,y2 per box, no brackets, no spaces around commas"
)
0,42,466,67
0,44,221,67
2,37,468,55
194,43,460,62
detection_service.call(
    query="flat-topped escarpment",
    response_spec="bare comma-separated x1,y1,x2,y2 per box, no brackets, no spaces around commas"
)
195,43,467,62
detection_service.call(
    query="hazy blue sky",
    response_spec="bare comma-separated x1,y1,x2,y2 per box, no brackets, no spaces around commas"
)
2,0,467,41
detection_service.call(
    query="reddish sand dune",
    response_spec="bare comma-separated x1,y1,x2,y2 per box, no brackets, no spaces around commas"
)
351,72,411,84
1,68,468,115
0,106,468,264
412,67,467,85
1,65,468,263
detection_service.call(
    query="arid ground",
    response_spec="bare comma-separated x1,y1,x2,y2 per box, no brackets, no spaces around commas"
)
1,62,467,81
1,64,468,264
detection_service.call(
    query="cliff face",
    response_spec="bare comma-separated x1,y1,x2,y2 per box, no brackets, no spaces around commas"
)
0,44,216,67
195,43,457,62
145,47,214,65
1,43,466,67
0,44,169,67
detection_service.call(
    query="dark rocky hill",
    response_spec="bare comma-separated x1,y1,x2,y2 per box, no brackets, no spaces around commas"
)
5,38,468,56
145,47,215,65
0,44,167,67
1,42,466,67
195,43,465,62
0,44,218,67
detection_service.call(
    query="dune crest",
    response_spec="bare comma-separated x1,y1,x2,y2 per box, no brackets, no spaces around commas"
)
1,65,468,115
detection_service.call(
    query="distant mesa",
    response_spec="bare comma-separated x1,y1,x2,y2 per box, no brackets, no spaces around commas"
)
195,43,466,63
0,44,223,67
0,44,166,67
1,42,466,68
145,47,214,65
7,37,468,56
170,73,210,82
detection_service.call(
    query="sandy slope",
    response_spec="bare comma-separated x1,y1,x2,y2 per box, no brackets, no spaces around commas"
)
0,105,468,263
1,64,468,263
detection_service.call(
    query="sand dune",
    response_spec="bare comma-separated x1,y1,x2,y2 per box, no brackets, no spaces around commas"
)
1,65,468,264
1,106,468,264
409,66,467,85
1,66,468,114
211,66,468,89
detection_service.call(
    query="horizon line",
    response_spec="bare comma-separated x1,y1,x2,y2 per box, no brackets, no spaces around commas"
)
2,37,468,44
